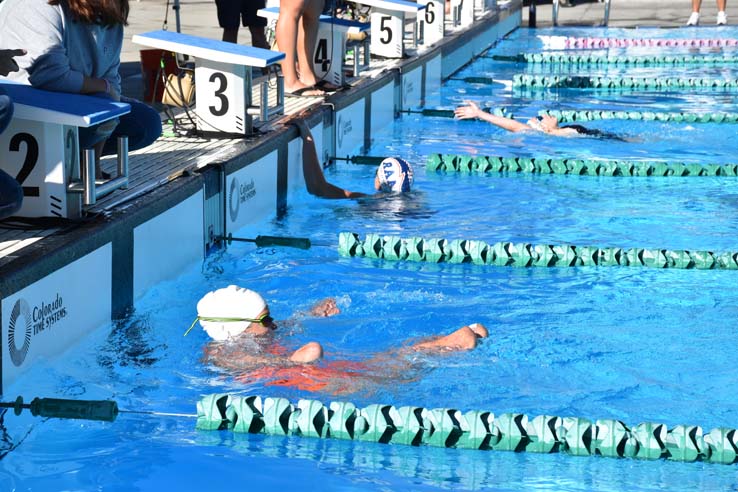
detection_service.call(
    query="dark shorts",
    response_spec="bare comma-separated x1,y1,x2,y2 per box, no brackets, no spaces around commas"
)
215,0,267,29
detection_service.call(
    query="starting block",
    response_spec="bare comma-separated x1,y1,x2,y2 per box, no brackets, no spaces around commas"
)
350,0,428,58
259,7,370,87
132,30,285,135
0,82,130,218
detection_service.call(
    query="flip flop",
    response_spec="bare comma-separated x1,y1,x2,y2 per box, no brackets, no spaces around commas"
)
285,85,325,97
314,80,347,93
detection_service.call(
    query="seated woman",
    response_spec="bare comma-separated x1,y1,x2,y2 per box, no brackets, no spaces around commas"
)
454,100,625,140
0,0,162,180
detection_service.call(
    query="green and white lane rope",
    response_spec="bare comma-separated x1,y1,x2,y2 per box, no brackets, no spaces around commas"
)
538,108,738,124
196,394,738,465
338,232,738,270
426,154,738,177
510,74,738,90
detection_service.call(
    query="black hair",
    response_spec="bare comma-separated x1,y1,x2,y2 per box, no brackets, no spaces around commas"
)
562,124,625,142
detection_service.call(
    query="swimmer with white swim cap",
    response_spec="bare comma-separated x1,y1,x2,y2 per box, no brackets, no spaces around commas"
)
192,285,490,390
290,119,414,199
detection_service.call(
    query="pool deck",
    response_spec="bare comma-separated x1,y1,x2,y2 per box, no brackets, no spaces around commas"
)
0,0,726,393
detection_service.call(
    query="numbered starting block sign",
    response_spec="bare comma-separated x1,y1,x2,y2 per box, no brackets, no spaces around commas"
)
417,0,444,47
132,30,285,135
259,8,367,88
351,0,426,58
450,0,474,27
0,83,129,218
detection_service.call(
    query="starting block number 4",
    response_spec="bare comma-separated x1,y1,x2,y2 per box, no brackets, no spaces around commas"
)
0,119,78,217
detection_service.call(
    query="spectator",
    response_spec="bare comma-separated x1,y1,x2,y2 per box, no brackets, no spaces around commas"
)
687,0,728,25
216,0,269,48
0,49,25,220
0,0,162,180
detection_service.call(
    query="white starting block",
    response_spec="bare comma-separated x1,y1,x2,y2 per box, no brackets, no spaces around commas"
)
450,0,475,27
258,7,370,87
0,82,130,218
350,0,427,58
416,0,445,47
132,30,285,135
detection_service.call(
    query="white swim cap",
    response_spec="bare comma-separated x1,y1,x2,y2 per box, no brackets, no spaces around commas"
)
376,157,414,193
196,285,267,341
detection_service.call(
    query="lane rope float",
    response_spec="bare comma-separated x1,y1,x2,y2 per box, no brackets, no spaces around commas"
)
426,154,738,177
338,232,738,270
511,74,738,90
195,393,738,465
537,35,738,49
490,53,738,66
538,108,738,124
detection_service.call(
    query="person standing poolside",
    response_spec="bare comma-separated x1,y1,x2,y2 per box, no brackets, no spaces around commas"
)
292,119,414,199
0,0,162,180
192,285,489,393
0,49,25,220
687,0,728,25
215,0,269,48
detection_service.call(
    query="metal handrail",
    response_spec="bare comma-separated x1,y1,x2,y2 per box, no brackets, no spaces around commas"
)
552,0,611,27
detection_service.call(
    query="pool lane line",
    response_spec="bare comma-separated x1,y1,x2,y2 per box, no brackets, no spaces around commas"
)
427,154,738,177
195,393,738,465
338,232,738,270
486,53,738,66
536,35,738,49
539,109,738,124
510,74,738,90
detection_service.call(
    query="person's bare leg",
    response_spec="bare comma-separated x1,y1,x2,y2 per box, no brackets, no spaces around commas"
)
717,0,727,11
294,0,323,87
289,341,323,363
222,28,239,43
412,323,488,352
276,0,321,94
692,0,702,11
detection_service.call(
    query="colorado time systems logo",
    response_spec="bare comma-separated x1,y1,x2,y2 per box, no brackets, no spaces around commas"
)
8,299,31,366
228,176,257,223
7,294,67,367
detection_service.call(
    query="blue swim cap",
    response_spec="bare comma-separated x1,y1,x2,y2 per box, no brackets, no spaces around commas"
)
376,157,414,193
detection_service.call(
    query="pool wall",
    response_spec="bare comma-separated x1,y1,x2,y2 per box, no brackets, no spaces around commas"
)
0,3,521,394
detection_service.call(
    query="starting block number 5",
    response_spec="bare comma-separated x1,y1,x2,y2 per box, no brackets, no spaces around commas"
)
370,10,404,58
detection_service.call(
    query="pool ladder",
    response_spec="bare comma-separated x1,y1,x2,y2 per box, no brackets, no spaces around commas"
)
549,0,611,27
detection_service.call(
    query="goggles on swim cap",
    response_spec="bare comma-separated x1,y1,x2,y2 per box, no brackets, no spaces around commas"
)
376,157,414,193
184,312,275,337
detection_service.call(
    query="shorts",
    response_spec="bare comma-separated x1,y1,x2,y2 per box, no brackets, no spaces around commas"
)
215,0,267,29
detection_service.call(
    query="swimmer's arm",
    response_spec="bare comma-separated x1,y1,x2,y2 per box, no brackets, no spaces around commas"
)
546,127,579,137
454,100,530,132
294,120,367,199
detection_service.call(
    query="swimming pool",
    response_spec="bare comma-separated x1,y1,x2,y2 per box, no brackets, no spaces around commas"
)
4,25,738,491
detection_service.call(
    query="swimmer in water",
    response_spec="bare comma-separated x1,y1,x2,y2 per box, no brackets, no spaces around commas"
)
291,119,414,199
454,100,625,140
192,285,488,390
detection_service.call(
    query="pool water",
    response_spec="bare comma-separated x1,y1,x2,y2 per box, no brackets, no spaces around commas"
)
4,26,738,491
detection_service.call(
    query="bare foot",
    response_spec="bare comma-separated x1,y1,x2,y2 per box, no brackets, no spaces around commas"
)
289,341,323,363
310,298,340,317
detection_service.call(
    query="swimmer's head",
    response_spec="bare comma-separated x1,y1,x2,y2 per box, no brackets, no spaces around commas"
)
374,157,414,193
196,285,269,341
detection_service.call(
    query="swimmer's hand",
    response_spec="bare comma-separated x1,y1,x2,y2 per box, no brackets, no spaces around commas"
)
454,100,482,120
310,298,340,317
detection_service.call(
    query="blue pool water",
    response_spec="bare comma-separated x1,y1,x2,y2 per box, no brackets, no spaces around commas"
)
4,26,738,491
